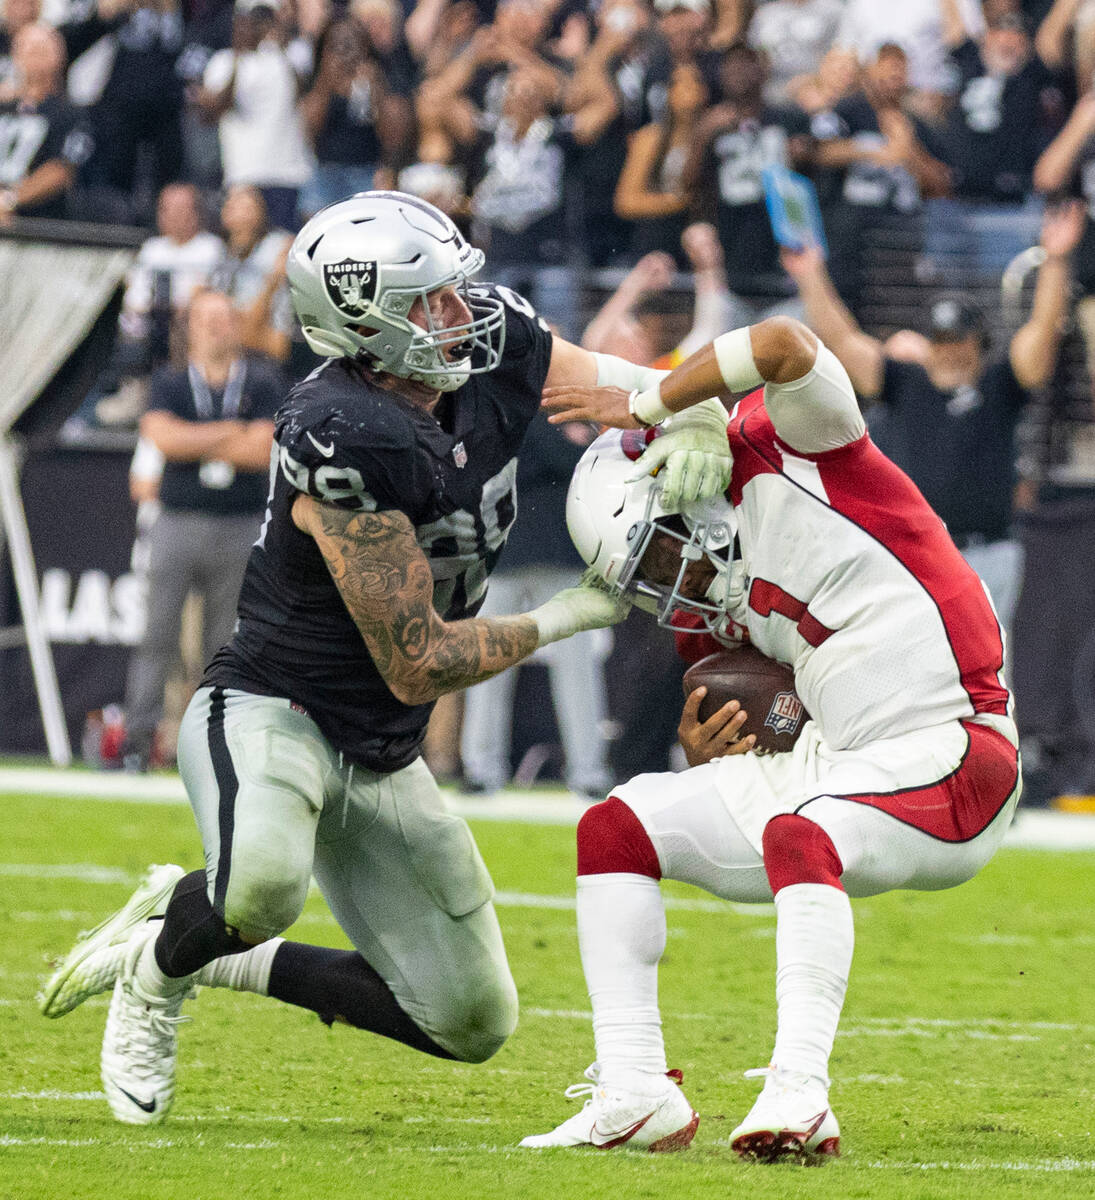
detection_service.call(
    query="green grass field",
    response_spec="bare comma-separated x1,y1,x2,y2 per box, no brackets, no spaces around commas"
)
1,785,1094,1200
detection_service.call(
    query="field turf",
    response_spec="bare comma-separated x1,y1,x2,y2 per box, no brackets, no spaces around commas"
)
1,785,1093,1200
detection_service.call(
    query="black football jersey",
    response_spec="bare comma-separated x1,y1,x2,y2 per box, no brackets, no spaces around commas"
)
203,285,553,772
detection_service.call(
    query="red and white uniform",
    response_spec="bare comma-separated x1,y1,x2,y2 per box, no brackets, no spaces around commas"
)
728,386,1009,749
614,343,1021,895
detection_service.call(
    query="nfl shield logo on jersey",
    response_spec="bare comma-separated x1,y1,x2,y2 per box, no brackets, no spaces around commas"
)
764,691,804,738
323,259,378,318
452,441,468,468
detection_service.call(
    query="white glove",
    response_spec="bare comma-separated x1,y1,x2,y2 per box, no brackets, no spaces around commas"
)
629,397,731,509
529,568,633,646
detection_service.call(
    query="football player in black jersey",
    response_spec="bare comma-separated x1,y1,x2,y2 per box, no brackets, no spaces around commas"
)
40,191,734,1128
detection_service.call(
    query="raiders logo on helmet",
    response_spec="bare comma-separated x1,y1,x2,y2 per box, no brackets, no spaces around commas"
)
323,259,378,318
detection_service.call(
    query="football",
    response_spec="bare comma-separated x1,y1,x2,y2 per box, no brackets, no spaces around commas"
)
681,644,809,755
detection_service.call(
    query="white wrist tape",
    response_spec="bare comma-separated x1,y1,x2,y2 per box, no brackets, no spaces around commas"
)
713,327,764,393
628,385,673,427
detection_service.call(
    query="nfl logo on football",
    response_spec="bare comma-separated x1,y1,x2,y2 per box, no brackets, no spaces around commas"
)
764,691,803,737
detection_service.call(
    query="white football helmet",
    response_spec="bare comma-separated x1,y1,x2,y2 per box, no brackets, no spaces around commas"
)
567,428,741,639
286,190,505,391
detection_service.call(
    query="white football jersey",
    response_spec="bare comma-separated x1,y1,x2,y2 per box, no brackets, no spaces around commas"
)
726,348,1010,751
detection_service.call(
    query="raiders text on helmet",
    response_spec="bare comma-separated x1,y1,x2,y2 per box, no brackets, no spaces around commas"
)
287,191,505,391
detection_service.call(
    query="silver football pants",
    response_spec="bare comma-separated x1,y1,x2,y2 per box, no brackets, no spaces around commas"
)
176,686,518,1062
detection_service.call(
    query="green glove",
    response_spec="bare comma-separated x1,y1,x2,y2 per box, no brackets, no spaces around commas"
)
629,398,732,509
530,568,633,646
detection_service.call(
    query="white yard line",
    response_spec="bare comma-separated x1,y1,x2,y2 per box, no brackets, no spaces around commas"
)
1,766,1093,848
0,1132,1091,1171
0,862,131,883
862,1159,1095,1173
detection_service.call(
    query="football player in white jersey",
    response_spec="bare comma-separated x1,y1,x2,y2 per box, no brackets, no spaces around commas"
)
519,316,1021,1159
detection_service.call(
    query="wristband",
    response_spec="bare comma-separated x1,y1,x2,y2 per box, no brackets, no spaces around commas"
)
628,385,673,428
713,327,764,393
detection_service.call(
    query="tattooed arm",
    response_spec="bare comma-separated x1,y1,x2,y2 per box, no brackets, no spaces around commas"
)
293,493,559,705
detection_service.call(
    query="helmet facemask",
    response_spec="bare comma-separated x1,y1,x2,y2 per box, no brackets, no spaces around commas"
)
617,491,739,639
389,278,505,392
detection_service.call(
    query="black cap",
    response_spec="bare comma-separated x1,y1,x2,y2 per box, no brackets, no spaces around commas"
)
926,294,984,343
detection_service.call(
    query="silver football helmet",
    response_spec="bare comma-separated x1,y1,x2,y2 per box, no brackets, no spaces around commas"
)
286,190,505,391
567,428,742,639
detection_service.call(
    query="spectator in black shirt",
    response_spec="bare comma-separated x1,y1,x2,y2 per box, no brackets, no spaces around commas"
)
812,43,951,315
79,0,187,225
613,59,709,263
1033,88,1095,382
421,0,566,148
121,287,284,771
925,8,1068,280
0,23,94,221
299,15,414,217
561,0,671,266
781,201,1084,632
465,64,608,337
350,0,420,93
681,40,812,323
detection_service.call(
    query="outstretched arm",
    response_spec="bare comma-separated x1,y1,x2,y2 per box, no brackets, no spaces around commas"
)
779,244,886,398
544,317,865,454
1032,92,1095,194
292,495,628,705
545,333,732,506
1008,200,1084,390
543,316,817,426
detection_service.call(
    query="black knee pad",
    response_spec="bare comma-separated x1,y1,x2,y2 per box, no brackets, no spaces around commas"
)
155,870,254,978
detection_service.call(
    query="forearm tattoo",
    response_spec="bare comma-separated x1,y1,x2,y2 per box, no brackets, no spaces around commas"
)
310,502,538,701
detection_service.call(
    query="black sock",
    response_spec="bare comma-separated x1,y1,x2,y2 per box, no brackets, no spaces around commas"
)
154,869,253,978
267,941,456,1060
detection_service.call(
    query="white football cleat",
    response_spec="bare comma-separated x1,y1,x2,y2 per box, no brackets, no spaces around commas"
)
730,1066,840,1162
39,863,185,1018
520,1063,699,1152
100,926,192,1125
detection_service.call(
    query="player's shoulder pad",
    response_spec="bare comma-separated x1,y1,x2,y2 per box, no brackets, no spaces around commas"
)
276,363,417,512
469,281,552,358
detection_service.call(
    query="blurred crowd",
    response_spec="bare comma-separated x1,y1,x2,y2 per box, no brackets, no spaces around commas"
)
2,1,1093,284
3,0,1094,804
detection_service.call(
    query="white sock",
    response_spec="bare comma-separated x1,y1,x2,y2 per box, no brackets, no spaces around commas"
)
195,937,285,994
770,883,854,1088
133,924,193,998
576,873,668,1081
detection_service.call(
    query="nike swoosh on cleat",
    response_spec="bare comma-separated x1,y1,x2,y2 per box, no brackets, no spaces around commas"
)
803,1110,828,1140
306,432,336,458
590,1111,654,1148
118,1087,157,1114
